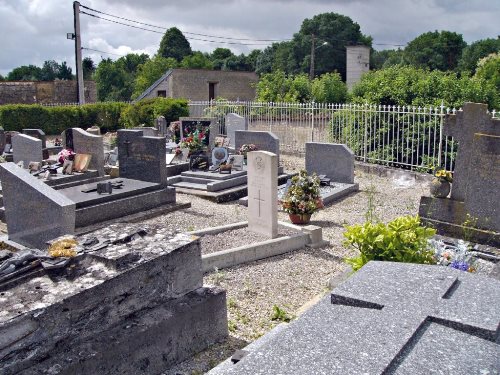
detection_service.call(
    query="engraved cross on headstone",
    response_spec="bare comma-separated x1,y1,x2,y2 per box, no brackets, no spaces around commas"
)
253,190,265,217
443,102,500,201
330,262,500,373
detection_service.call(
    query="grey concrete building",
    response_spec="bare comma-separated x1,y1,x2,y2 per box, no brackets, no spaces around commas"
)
136,69,258,101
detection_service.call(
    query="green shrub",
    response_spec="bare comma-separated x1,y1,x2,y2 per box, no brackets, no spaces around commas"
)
343,215,436,270
0,99,187,134
120,97,188,128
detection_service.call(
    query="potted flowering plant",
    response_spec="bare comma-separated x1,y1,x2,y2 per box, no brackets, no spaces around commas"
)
280,170,323,224
430,167,453,198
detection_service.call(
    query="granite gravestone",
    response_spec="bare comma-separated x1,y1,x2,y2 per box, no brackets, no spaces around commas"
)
132,126,158,137
118,129,168,186
225,113,247,149
419,103,500,243
155,115,168,137
247,151,278,238
85,125,101,136
235,131,280,165
22,128,47,148
305,142,355,184
12,134,43,168
0,162,75,249
62,128,105,176
0,127,5,152
207,261,500,375
179,117,217,150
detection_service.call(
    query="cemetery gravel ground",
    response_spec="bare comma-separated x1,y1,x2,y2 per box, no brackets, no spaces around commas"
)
149,154,430,375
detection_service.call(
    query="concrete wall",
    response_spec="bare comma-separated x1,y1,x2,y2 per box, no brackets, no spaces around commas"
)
142,69,258,101
0,80,97,104
346,46,370,90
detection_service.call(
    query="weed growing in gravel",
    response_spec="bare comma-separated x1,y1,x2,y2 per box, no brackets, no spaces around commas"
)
243,280,256,296
186,225,195,232
364,180,379,223
228,320,238,333
271,305,292,323
227,297,238,309
235,310,250,325
212,267,226,285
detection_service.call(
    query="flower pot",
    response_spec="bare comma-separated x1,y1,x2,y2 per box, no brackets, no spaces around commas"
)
430,178,451,198
289,213,312,225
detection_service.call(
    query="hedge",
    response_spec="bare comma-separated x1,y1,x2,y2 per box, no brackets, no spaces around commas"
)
0,98,189,135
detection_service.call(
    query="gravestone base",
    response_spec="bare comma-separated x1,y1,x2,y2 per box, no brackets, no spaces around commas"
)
419,196,500,246
0,224,228,375
166,161,190,177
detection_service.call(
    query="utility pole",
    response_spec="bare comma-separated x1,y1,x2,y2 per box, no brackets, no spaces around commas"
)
73,1,85,104
309,33,315,80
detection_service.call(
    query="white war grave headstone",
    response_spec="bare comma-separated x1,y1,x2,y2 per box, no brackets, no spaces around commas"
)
247,151,278,238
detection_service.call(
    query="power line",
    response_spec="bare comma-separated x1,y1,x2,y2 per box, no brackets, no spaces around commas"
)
80,4,290,43
82,47,126,57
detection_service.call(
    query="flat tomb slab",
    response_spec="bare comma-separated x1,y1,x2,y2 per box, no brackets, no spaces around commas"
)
58,178,161,208
181,169,247,180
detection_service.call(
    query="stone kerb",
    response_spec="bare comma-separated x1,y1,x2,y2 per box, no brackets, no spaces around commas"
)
235,130,280,164
0,162,75,248
247,151,278,238
225,113,247,148
118,129,168,186
12,133,43,168
305,142,355,183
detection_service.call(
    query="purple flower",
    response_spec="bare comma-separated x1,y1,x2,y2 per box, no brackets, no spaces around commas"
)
451,261,469,271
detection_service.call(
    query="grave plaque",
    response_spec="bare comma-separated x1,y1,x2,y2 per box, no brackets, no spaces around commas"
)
118,130,168,185
225,113,247,149
12,134,43,168
0,162,75,249
212,147,229,166
190,154,209,171
235,130,280,165
305,142,355,184
247,151,278,238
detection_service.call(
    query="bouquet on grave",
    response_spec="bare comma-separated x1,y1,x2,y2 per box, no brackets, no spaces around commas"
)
57,148,75,164
179,129,207,152
238,144,258,158
280,170,324,215
433,167,453,183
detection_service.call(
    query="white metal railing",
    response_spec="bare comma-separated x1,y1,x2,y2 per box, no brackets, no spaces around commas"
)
189,100,499,172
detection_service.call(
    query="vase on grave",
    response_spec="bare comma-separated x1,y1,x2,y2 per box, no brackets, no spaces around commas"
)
289,213,312,225
429,178,451,198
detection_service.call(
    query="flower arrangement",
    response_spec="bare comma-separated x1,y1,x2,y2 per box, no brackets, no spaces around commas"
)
238,144,258,157
57,148,75,164
430,238,476,272
280,170,323,215
434,168,453,183
179,129,207,152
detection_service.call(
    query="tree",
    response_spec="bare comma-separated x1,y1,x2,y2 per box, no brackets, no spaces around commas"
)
57,61,73,80
0,74,4,81
458,38,500,75
311,72,347,103
403,31,466,71
7,65,42,80
158,27,192,61
474,52,500,108
245,49,262,71
132,55,178,98
291,13,372,79
371,49,405,70
180,52,213,69
82,57,96,80
94,58,131,101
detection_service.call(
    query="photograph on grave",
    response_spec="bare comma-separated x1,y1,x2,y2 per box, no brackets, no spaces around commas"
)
212,147,229,166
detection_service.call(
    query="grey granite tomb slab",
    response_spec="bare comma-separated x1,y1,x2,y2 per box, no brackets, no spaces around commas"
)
235,130,280,164
118,129,168,186
306,142,355,184
62,128,105,176
0,162,75,248
22,128,46,148
208,261,500,375
12,134,43,168
225,113,247,149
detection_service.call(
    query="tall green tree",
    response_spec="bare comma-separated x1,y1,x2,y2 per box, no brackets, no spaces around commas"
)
82,57,96,80
133,55,178,98
7,65,42,80
0,74,4,81
158,27,192,61
458,38,500,75
474,52,500,108
403,31,466,71
94,58,130,101
180,52,213,69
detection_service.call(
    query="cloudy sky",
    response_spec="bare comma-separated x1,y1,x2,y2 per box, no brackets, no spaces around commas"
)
1,0,499,76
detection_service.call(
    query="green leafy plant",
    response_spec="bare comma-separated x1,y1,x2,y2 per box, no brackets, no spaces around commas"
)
343,215,436,271
271,305,292,323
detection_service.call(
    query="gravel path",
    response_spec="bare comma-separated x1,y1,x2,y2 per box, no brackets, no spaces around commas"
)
151,155,432,375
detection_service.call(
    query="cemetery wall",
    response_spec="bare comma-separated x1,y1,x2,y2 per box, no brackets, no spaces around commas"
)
0,80,97,105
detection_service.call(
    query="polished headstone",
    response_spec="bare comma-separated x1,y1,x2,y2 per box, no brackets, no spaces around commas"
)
62,128,105,176
12,134,43,168
0,162,75,249
22,128,46,148
247,151,278,238
305,142,355,184
235,130,280,164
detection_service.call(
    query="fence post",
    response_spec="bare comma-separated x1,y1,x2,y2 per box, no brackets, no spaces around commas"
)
363,104,368,162
311,101,315,142
437,103,444,168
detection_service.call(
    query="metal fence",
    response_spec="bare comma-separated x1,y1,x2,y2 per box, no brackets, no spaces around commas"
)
189,100,499,172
